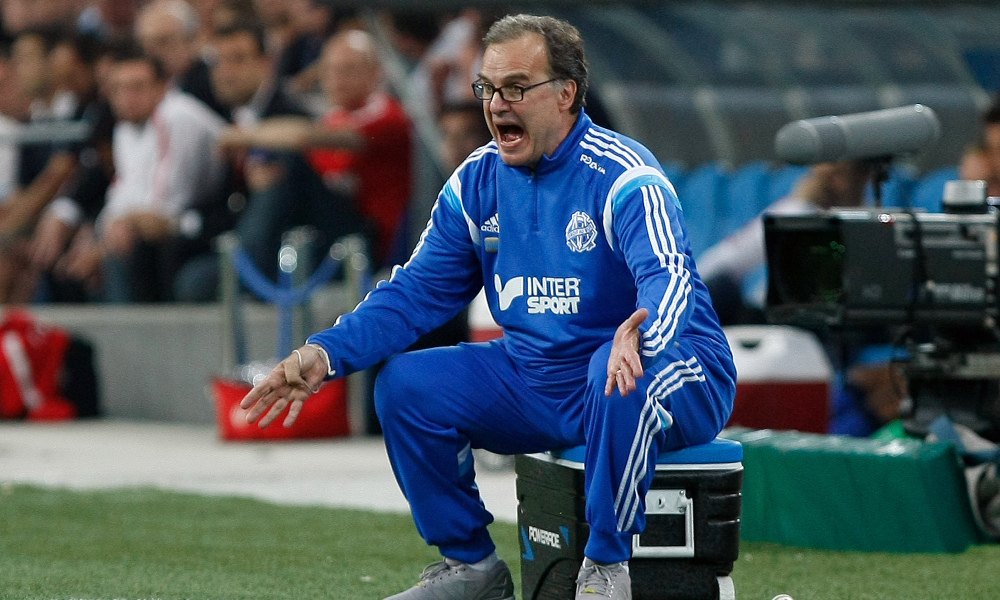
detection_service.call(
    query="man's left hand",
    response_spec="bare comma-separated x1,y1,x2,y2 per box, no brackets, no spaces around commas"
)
605,308,649,397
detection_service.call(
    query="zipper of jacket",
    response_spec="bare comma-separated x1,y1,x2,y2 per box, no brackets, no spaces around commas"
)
530,169,540,231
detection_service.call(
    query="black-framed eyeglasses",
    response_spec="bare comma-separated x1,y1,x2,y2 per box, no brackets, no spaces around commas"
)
471,78,559,102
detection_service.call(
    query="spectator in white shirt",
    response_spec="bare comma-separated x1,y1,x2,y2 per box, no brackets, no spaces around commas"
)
63,48,226,302
135,0,229,120
0,38,28,203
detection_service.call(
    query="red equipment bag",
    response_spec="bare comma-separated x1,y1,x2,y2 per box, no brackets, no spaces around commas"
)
0,310,77,421
212,377,349,441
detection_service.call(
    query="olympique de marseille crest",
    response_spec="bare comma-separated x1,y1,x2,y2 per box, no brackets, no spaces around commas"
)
566,210,598,253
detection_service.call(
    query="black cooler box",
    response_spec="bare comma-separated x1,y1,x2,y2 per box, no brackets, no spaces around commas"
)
515,438,743,600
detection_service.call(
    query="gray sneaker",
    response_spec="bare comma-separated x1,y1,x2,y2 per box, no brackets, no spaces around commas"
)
383,559,515,600
575,560,631,599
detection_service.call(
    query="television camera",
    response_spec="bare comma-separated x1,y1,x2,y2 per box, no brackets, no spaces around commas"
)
766,106,1000,440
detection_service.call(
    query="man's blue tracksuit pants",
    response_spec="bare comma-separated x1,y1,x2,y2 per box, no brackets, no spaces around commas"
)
374,337,733,564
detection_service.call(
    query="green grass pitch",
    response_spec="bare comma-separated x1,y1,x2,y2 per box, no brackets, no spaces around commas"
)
0,485,996,600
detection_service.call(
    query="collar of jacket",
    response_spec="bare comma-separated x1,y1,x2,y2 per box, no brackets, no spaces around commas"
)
511,108,593,177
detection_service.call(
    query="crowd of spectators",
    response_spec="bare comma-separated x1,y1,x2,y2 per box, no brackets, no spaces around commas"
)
0,0,499,304
2,1,997,309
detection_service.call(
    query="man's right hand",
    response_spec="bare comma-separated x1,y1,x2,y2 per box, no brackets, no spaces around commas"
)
240,344,329,428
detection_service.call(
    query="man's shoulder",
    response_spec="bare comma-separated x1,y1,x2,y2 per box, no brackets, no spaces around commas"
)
159,91,226,130
177,58,229,120
112,120,145,144
576,123,662,179
574,122,681,215
452,142,500,182
440,142,499,211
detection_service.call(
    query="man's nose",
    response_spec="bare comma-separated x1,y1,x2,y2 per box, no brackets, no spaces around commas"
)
489,91,510,113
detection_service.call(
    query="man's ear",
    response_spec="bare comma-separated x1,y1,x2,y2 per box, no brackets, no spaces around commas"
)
558,79,577,112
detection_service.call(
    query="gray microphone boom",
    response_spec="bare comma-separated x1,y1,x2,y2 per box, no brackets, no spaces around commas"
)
774,104,941,165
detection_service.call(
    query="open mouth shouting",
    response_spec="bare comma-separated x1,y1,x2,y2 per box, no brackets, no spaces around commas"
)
492,118,532,164
496,123,525,147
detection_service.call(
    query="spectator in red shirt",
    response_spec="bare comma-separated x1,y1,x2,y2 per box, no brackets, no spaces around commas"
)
306,29,413,265
218,28,412,281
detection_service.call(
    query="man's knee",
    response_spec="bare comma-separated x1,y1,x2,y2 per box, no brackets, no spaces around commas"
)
374,352,435,426
585,340,646,422
587,340,614,384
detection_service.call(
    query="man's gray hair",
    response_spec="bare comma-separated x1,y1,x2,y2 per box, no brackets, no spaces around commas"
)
484,14,589,114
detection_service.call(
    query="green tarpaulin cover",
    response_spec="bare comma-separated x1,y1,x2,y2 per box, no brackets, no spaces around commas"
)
724,429,984,552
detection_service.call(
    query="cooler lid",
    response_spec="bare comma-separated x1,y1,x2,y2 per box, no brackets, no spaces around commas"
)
550,437,743,465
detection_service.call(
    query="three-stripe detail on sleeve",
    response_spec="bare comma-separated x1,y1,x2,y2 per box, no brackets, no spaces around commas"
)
589,129,691,358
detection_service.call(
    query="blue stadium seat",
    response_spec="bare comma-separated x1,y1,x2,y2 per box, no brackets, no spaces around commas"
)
911,166,960,212
964,48,1000,92
766,165,808,206
719,161,769,239
678,163,727,255
877,167,919,209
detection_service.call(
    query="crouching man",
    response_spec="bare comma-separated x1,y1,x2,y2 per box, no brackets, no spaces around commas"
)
241,14,735,600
